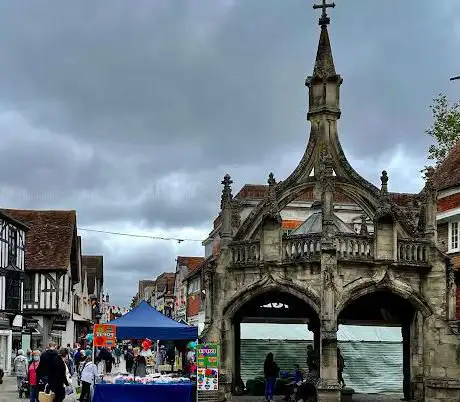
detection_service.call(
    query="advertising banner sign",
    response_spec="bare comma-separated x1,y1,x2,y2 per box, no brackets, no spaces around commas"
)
93,324,117,348
197,343,219,391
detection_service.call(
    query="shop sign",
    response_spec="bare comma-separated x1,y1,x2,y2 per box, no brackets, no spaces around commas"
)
197,343,219,391
24,320,38,330
51,320,67,331
93,324,117,347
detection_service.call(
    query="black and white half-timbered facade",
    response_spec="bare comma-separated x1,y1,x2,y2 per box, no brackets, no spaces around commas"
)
0,210,28,373
5,209,80,350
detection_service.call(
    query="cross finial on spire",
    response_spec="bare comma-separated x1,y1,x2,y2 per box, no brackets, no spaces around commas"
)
313,0,335,26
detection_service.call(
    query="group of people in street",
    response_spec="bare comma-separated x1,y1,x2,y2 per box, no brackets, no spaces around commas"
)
262,345,346,402
11,342,100,402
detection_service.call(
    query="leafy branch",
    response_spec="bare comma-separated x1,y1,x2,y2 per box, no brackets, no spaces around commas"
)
425,93,460,166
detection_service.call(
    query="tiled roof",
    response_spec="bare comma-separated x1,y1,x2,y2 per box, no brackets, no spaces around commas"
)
433,140,460,191
82,255,103,296
3,209,76,271
0,210,29,231
155,272,175,292
176,256,204,274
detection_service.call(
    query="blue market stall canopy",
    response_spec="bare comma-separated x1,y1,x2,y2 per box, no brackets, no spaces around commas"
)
108,301,198,340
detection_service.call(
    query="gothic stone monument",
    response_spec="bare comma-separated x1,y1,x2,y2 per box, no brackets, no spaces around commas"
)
200,3,460,401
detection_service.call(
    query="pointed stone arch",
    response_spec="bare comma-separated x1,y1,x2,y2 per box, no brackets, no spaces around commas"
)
222,275,321,322
336,278,433,319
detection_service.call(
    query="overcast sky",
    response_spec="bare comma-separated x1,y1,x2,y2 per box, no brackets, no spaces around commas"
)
0,0,459,306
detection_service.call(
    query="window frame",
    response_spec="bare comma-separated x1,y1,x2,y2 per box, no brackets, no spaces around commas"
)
5,273,21,311
7,227,17,265
23,273,35,302
448,221,460,253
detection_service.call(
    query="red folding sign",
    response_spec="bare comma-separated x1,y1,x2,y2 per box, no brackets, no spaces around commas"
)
93,324,117,348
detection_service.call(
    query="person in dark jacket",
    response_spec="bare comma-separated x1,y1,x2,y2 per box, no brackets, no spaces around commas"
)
132,347,147,378
124,346,134,373
263,352,279,402
99,347,115,374
36,342,69,402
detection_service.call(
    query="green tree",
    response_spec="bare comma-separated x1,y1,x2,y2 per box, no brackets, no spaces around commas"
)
129,294,139,309
425,93,460,165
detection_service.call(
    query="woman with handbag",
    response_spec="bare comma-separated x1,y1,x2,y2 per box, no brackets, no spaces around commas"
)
37,342,68,402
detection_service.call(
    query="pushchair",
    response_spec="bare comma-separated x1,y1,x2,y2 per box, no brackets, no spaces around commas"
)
19,378,30,399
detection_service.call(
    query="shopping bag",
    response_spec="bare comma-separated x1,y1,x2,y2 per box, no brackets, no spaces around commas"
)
38,384,55,402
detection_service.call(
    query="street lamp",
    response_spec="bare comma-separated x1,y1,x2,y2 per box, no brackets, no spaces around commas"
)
450,76,460,81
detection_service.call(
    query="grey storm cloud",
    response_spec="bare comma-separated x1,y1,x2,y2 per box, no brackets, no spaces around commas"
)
0,0,459,304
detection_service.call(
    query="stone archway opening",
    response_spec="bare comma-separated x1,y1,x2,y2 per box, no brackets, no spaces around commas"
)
338,290,417,400
231,289,320,396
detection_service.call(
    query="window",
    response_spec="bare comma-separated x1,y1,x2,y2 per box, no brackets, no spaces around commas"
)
7,228,17,265
23,274,35,302
449,221,460,252
188,278,200,294
74,295,81,315
5,273,21,311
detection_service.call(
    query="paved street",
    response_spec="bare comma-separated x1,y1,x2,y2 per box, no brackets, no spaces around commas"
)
0,359,126,402
232,394,403,401
0,375,79,402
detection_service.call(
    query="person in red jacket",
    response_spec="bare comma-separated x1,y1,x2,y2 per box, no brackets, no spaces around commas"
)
28,350,40,402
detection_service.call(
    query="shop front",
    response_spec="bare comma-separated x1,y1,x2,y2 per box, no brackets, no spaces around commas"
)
0,314,12,373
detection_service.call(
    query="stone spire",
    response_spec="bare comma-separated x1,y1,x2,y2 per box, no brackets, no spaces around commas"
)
220,174,233,247
306,1,341,121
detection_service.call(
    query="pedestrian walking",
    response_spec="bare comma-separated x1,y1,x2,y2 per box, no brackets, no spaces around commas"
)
337,347,346,388
263,352,279,402
12,349,28,393
114,345,122,366
36,342,69,402
28,350,40,402
78,350,99,402
124,346,134,373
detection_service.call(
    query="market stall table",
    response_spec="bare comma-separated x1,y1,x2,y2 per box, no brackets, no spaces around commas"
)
92,382,194,402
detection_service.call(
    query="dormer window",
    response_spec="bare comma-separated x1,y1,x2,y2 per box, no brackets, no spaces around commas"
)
448,221,460,252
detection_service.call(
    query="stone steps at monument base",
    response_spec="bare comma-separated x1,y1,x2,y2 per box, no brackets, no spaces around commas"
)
240,339,403,394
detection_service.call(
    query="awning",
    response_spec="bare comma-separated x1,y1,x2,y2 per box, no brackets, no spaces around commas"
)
108,301,198,340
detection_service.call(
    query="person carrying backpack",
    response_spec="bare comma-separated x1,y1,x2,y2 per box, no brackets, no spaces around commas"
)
12,350,28,393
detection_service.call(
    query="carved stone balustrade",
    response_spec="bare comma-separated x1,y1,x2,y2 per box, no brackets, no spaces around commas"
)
335,233,374,260
229,240,261,266
397,239,430,264
282,233,322,262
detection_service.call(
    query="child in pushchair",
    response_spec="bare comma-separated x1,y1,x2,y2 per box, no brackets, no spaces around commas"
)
19,377,30,399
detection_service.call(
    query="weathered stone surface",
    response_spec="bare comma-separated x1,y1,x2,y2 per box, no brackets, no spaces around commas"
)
202,6,460,402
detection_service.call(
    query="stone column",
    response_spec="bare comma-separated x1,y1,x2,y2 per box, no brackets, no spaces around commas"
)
219,318,234,401
402,320,411,400
317,323,340,402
